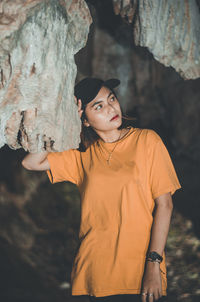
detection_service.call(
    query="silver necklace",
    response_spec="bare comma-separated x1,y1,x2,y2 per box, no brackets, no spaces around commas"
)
98,129,123,165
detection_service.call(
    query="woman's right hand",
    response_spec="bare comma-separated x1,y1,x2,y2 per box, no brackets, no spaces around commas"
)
74,96,83,119
22,150,50,171
22,97,83,172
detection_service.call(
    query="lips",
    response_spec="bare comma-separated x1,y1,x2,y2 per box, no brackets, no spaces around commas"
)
110,114,119,121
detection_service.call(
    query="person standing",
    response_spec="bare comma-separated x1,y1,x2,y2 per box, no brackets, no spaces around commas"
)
22,77,182,302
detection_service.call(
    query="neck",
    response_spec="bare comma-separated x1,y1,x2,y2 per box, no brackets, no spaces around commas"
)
98,128,129,143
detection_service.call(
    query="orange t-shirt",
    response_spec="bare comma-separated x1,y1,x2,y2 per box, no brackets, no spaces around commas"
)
46,127,181,297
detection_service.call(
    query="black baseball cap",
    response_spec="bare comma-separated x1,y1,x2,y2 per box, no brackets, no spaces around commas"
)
74,77,120,108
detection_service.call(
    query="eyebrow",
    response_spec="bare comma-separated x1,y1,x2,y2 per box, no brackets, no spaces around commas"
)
90,91,114,108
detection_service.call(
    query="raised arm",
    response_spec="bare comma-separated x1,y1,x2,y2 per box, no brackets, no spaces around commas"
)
21,151,50,171
22,96,83,172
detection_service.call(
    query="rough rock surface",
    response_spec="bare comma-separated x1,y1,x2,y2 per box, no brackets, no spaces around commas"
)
0,0,92,152
113,0,200,80
112,0,137,23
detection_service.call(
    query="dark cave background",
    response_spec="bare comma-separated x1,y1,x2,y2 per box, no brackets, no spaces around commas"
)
0,1,200,302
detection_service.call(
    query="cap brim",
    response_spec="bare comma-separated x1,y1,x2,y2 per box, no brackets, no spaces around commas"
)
104,78,120,88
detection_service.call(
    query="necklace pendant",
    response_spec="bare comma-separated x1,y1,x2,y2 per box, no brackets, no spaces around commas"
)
98,128,123,166
107,154,112,165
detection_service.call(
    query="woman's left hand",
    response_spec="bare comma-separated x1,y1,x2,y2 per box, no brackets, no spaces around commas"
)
141,261,162,301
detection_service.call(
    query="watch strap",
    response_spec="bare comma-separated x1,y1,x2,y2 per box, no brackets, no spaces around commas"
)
146,251,163,263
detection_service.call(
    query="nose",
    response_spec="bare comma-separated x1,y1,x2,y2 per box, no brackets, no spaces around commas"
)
107,102,115,112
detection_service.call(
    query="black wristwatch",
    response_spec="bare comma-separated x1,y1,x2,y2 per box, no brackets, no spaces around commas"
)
146,251,163,263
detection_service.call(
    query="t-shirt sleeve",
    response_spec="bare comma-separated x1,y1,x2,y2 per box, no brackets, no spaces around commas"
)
46,148,82,185
147,130,182,200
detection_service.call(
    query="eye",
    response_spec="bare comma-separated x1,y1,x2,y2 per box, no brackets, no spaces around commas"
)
95,104,102,110
110,96,115,101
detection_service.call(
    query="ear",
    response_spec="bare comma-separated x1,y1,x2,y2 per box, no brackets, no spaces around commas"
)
83,118,90,128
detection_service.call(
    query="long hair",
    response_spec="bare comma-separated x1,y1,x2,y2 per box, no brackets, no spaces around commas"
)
77,88,137,151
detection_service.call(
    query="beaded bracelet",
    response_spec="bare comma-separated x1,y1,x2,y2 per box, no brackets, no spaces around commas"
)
146,258,161,264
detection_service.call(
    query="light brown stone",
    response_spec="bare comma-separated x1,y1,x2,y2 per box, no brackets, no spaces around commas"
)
0,0,92,152
112,0,200,80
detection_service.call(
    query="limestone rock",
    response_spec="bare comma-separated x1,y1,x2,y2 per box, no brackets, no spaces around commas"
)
0,0,92,152
112,0,137,23
113,0,200,80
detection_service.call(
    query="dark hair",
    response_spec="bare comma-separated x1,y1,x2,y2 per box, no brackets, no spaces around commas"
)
77,87,137,151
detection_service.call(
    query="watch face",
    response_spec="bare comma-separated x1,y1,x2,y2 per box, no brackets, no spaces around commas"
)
148,251,162,261
150,252,157,260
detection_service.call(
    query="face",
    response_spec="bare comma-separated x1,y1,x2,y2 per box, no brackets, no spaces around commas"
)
83,86,122,132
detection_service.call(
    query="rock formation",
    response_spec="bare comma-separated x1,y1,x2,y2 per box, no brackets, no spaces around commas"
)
0,0,92,153
113,0,200,80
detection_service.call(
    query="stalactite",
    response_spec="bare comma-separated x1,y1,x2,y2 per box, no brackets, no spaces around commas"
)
0,0,92,152
112,0,200,80
112,0,137,23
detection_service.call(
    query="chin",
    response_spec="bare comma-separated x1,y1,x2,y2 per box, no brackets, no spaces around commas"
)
117,117,122,126
111,119,122,130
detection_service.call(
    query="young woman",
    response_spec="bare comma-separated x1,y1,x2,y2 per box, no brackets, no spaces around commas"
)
22,77,181,302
